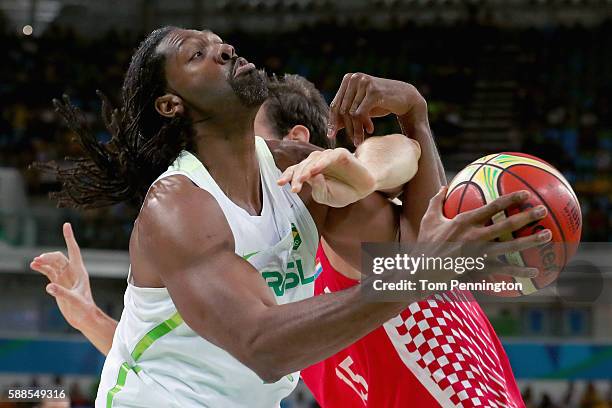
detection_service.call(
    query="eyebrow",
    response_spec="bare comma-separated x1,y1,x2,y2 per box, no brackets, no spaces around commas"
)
176,39,196,55
200,29,223,44
178,35,221,51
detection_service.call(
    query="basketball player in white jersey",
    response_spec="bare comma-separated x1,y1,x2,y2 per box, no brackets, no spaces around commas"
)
33,27,548,407
31,73,418,354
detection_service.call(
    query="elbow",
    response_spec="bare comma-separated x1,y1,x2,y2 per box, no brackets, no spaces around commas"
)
242,353,286,384
253,366,284,384
238,330,288,384
241,348,283,383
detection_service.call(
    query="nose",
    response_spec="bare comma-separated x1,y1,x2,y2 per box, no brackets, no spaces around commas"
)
216,43,235,63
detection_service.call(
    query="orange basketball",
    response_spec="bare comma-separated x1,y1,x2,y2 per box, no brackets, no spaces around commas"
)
443,152,582,297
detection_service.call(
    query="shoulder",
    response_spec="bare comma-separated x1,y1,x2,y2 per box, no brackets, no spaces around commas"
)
264,138,324,172
139,175,214,228
133,175,234,260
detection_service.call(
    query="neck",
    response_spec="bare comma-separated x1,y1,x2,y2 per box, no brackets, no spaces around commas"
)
191,108,263,216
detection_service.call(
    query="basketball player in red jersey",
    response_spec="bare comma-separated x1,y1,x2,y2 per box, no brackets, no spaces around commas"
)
256,73,529,407
297,73,530,408
34,71,543,407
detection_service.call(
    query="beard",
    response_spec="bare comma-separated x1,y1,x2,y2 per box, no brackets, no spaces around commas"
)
229,68,269,107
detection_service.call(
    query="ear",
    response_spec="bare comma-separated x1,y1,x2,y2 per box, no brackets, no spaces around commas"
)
284,125,310,143
155,94,185,118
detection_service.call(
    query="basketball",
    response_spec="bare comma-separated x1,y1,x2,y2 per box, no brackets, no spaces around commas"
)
443,152,582,297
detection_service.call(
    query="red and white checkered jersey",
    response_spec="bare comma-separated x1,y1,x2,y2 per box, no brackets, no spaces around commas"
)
300,244,525,408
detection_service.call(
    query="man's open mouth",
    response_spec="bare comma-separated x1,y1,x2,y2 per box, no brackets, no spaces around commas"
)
233,57,256,78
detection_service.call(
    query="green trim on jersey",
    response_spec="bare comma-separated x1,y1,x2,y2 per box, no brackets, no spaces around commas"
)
106,312,184,408
131,312,184,360
106,363,130,408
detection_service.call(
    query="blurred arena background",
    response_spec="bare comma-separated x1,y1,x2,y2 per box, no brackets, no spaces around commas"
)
0,0,611,406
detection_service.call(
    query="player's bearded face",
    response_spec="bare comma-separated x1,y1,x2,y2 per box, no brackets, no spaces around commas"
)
158,29,268,115
228,62,268,107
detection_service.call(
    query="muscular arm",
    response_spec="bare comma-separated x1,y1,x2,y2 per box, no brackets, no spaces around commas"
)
397,93,447,239
133,174,545,383
325,73,445,243
132,176,414,383
36,133,416,357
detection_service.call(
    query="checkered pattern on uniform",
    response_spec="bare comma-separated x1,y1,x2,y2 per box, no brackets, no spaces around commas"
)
384,290,519,408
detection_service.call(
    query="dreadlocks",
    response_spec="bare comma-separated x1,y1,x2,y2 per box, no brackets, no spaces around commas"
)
34,26,193,209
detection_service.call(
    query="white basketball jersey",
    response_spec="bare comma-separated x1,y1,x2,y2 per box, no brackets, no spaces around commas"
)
95,137,319,408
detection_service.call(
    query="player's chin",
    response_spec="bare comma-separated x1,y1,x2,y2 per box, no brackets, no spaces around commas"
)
231,73,269,107
231,67,265,86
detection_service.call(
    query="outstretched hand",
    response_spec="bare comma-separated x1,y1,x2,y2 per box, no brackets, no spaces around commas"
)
31,223,96,331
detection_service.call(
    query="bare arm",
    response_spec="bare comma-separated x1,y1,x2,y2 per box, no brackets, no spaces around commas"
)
132,176,548,383
396,93,447,238
76,308,117,355
355,133,420,196
275,133,420,204
317,133,419,280
29,134,417,356
31,223,117,355
132,177,414,382
274,143,402,271
326,73,445,240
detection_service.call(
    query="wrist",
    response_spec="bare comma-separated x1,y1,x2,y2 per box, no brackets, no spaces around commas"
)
395,82,428,123
76,303,105,332
395,83,426,115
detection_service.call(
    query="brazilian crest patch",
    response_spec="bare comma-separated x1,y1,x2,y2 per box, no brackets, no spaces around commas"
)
291,223,302,250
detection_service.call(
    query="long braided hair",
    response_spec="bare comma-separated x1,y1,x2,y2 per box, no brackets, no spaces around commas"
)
34,26,193,209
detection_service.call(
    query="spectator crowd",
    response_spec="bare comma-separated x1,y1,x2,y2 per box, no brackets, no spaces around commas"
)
0,16,610,246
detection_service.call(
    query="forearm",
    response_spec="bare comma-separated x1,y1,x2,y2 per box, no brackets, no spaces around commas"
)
355,133,421,193
397,103,447,234
247,276,427,382
78,306,118,355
